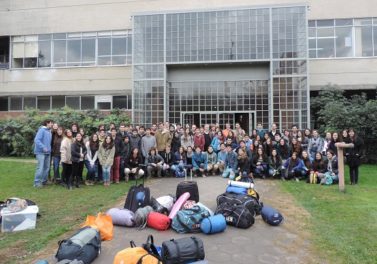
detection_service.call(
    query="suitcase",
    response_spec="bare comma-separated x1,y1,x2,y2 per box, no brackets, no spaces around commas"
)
124,167,151,213
176,172,199,202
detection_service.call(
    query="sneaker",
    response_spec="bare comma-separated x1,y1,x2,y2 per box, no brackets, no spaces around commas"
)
295,177,300,182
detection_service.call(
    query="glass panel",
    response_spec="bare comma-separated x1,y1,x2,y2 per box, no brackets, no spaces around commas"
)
97,102,111,110
9,97,22,111
112,37,127,55
38,41,51,67
113,96,128,109
67,39,81,65
82,39,95,63
25,42,38,57
335,19,353,26
53,40,67,66
81,96,95,109
66,96,80,109
24,97,36,109
361,26,373,56
37,96,51,111
317,20,334,27
12,43,24,58
317,38,335,58
98,38,111,56
0,97,8,111
51,96,65,109
336,27,353,57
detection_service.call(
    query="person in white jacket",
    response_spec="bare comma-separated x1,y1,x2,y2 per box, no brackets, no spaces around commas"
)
85,133,99,186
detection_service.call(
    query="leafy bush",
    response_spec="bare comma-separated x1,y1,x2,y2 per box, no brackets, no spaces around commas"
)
0,108,131,157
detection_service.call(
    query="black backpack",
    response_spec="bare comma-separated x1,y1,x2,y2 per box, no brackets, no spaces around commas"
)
215,203,254,229
217,192,262,216
124,172,150,213
55,227,101,264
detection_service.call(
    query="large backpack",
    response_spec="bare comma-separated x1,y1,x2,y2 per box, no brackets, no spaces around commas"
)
171,206,210,233
55,227,101,264
215,203,254,229
161,237,205,264
113,240,161,264
176,173,199,202
217,192,262,216
124,175,150,213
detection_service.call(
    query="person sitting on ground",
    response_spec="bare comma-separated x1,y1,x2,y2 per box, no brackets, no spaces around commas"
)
268,148,283,179
319,150,339,185
125,148,144,182
172,146,188,177
206,146,218,176
309,152,326,184
216,143,227,174
251,147,269,179
98,135,115,187
282,152,306,182
145,147,164,178
161,145,175,177
222,144,238,180
192,146,208,177
237,148,250,178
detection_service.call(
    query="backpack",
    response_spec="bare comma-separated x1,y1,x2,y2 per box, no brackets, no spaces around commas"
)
124,176,150,213
261,205,284,226
113,240,161,264
171,206,210,233
55,227,101,264
215,203,254,229
161,237,205,264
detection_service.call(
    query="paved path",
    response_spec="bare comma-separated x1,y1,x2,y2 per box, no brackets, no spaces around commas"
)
92,176,316,264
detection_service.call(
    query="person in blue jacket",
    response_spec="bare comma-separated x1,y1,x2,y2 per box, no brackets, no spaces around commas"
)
282,151,306,181
192,145,208,177
222,144,238,180
33,119,53,188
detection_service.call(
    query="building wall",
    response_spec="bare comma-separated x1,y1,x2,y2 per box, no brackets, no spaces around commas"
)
0,0,376,98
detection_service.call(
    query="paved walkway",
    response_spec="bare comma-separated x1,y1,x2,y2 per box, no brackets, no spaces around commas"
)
91,176,316,264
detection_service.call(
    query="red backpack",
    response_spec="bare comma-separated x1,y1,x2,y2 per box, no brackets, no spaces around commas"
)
147,212,171,231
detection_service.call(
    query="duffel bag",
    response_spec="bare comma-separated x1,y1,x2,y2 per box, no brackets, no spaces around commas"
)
156,195,174,213
226,186,247,195
55,227,101,264
161,237,205,264
106,208,135,227
217,192,262,216
200,214,227,234
171,205,210,234
215,203,254,229
113,241,161,264
150,197,169,215
261,205,284,226
147,212,171,231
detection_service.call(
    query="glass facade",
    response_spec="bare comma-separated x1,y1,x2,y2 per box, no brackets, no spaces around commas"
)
133,5,309,129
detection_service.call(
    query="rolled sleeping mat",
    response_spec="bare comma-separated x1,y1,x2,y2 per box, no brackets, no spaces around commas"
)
168,192,190,219
227,180,254,189
226,186,248,195
200,214,227,234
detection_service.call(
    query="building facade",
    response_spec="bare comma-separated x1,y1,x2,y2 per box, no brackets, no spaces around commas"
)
0,0,376,133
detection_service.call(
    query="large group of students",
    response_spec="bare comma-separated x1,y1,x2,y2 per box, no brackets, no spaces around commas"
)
33,119,364,189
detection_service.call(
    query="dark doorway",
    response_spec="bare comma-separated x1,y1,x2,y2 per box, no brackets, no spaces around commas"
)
0,36,10,69
235,113,249,135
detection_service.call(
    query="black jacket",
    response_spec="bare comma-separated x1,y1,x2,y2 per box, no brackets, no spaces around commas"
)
161,151,175,165
71,141,87,163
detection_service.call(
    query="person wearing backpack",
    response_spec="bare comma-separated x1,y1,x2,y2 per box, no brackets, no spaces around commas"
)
33,119,53,188
98,136,115,187
71,133,87,188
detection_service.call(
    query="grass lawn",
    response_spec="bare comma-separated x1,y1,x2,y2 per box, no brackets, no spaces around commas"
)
280,165,377,264
0,160,132,264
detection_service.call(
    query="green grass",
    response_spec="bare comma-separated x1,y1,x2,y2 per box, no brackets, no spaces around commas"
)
280,165,377,264
0,160,132,263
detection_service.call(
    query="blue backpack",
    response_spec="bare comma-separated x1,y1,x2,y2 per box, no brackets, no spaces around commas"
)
171,206,210,233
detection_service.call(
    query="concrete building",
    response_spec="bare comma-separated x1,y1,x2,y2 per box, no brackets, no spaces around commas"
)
0,0,376,132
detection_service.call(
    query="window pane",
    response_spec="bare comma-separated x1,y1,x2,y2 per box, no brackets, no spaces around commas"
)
25,42,38,57
374,26,377,56
24,58,37,68
67,39,81,65
98,56,112,65
51,96,65,109
66,96,80,109
82,39,95,63
317,20,334,27
112,37,127,55
37,96,50,111
38,41,51,67
113,96,128,109
361,26,373,56
53,40,66,66
81,96,95,109
24,97,36,109
97,102,111,110
98,38,111,56
127,95,132,109
317,38,335,58
0,97,8,111
10,97,22,110
335,19,353,26
112,56,127,65
12,42,24,58
336,27,353,57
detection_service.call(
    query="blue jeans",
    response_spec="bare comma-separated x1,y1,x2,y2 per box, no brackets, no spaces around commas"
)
34,154,51,187
102,165,111,182
52,156,61,180
222,167,237,180
85,160,98,181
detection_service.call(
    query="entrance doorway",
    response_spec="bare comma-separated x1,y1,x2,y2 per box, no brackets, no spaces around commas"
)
181,111,255,135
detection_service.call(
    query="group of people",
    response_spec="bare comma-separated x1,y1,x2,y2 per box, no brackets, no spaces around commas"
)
33,119,364,189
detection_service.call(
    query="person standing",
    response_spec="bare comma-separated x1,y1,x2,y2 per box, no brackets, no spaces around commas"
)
98,136,115,186
155,123,172,156
141,128,157,160
60,129,74,189
71,133,87,188
51,126,64,183
347,129,364,185
85,133,99,186
33,119,53,188
110,128,123,184
308,130,324,160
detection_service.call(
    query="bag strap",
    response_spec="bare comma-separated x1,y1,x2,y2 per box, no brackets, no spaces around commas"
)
172,240,181,262
176,214,192,233
191,237,200,260
130,241,137,248
208,218,213,234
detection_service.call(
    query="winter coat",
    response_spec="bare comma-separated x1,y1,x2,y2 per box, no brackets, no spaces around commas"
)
238,156,250,173
193,134,205,151
71,141,87,163
174,151,187,165
225,151,238,170
85,141,98,165
98,145,115,167
113,136,124,157
268,156,283,170
161,151,175,165
127,154,143,169
129,135,141,150
52,135,63,157
60,137,74,164
192,152,208,169
180,135,194,150
283,158,305,172
206,152,217,165
210,137,222,152
203,132,212,151
346,136,364,167
324,156,339,175
312,159,326,173
217,150,227,163
145,154,164,165
155,129,172,152
34,126,52,155
308,136,324,154
277,144,291,160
